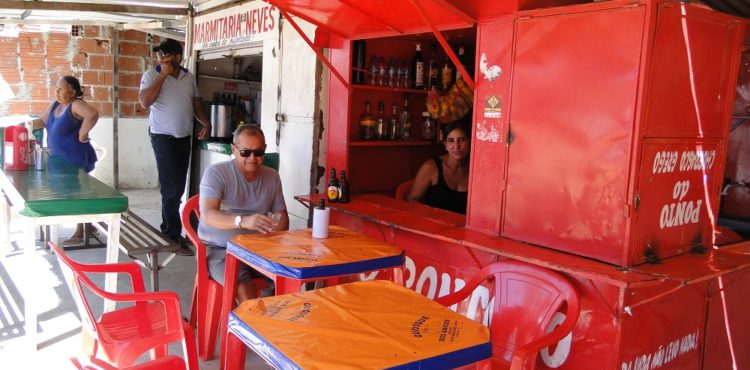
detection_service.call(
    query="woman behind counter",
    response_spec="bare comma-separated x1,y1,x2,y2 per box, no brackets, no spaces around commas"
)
406,118,471,214
33,75,100,245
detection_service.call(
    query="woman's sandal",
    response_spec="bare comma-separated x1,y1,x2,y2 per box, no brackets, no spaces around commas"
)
61,228,102,246
61,235,84,246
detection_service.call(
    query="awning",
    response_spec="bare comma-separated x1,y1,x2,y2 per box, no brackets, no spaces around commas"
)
268,0,494,92
265,0,483,40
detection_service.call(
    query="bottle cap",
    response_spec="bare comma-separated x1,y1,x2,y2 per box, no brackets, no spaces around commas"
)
317,199,326,209
422,111,430,117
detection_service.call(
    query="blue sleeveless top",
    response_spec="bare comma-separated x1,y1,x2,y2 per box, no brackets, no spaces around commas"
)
47,101,97,172
423,157,468,214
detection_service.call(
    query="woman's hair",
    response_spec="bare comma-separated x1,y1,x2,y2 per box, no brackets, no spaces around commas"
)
441,115,472,141
61,75,84,98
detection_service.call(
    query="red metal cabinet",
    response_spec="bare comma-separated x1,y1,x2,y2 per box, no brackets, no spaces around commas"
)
468,1,742,267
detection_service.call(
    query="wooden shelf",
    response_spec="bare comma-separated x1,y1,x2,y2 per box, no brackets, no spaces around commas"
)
349,140,436,147
352,84,428,94
198,75,262,86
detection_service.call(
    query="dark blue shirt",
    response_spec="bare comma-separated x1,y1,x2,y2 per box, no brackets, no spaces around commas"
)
47,101,97,172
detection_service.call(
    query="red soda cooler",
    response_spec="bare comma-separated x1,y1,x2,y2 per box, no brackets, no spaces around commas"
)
4,125,29,171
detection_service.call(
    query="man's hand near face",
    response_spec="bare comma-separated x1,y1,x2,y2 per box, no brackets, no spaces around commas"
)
159,61,173,77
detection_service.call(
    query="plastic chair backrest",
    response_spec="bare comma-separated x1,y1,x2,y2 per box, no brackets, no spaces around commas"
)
395,180,414,201
182,195,210,289
51,242,190,368
263,152,279,171
435,260,580,370
51,241,123,340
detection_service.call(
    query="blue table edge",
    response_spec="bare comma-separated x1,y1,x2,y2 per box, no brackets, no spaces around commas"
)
227,241,405,279
227,312,492,370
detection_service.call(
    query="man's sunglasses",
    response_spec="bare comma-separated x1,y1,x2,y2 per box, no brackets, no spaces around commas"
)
157,51,172,58
233,144,265,157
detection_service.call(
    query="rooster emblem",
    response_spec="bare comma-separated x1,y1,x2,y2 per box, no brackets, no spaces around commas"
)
479,53,502,82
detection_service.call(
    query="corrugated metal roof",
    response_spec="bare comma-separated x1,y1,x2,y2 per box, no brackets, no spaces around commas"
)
0,0,231,40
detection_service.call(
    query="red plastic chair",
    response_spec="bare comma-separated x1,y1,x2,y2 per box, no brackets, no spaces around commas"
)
50,242,197,370
395,179,414,200
71,355,186,370
183,195,268,360
435,260,580,370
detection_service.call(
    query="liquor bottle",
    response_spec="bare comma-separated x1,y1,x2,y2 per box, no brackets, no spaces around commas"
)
359,102,376,140
441,62,453,90
455,46,467,80
377,56,386,86
421,111,434,141
401,61,410,89
388,104,400,140
369,56,378,85
352,40,367,84
338,170,350,203
412,43,425,89
387,58,397,87
428,43,439,90
375,102,386,140
327,168,339,202
400,97,412,140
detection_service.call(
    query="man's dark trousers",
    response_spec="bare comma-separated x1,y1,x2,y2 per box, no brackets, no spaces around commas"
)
149,132,191,241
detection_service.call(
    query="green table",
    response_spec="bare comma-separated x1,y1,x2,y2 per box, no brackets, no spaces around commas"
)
0,155,128,350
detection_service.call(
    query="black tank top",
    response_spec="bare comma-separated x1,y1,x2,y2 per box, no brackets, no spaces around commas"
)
423,157,468,214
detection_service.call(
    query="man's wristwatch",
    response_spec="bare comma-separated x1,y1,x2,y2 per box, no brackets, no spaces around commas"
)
234,215,242,228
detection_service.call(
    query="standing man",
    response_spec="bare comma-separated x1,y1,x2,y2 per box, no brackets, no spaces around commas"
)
139,38,211,256
199,125,288,301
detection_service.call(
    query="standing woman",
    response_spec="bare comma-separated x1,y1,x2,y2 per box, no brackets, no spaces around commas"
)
406,117,471,214
33,75,99,245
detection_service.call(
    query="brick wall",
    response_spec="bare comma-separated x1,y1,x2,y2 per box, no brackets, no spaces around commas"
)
0,25,163,118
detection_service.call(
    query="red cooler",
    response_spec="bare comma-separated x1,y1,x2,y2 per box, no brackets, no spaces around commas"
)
4,125,29,171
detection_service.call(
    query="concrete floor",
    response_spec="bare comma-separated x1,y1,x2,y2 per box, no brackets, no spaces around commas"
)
0,189,271,369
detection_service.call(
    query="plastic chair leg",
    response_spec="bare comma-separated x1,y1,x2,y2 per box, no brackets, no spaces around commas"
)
182,322,199,370
224,331,247,370
199,283,222,361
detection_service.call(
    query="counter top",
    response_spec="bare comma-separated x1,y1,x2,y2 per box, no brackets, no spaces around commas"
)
295,193,750,288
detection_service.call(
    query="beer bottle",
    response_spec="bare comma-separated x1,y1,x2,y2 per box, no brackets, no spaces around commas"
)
338,170,350,203
327,168,339,202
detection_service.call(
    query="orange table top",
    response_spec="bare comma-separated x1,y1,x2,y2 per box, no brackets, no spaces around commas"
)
227,226,405,279
228,280,492,369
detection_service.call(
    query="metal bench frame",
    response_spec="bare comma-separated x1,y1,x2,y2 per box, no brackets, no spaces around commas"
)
97,210,180,291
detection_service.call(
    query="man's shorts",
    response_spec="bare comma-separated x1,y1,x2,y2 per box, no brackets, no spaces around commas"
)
206,247,266,285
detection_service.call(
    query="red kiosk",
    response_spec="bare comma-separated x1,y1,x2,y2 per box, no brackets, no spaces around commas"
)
271,0,750,368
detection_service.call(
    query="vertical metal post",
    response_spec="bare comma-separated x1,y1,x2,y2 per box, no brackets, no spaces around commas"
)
112,27,120,190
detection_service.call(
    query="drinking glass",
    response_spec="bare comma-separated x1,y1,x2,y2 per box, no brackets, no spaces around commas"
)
267,211,281,231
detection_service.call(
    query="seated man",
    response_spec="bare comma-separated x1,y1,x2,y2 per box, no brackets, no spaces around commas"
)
198,125,289,301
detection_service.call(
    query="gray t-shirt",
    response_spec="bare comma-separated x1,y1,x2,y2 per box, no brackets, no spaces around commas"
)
197,160,286,248
139,66,199,138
